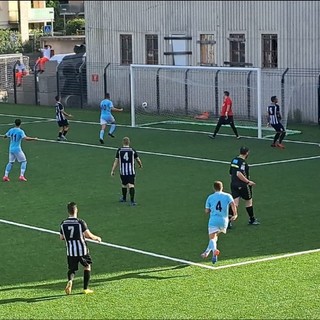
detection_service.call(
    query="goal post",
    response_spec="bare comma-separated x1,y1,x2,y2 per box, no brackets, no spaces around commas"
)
130,64,264,138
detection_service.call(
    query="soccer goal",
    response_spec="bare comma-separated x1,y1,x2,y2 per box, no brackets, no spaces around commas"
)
129,64,299,139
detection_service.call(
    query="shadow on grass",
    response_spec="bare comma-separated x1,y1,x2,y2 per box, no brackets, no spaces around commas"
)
0,293,82,305
0,265,189,293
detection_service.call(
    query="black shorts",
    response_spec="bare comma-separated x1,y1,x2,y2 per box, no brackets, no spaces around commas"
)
120,174,135,185
67,254,92,272
57,120,69,127
231,184,252,201
271,123,285,132
219,116,234,125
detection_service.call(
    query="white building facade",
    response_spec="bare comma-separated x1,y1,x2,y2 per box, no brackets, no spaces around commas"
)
84,1,320,123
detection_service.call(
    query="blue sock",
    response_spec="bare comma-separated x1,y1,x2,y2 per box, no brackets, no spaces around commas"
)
20,161,27,176
109,124,116,135
5,162,13,176
99,130,105,140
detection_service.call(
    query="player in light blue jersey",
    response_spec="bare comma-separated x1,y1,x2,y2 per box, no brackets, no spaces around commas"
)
99,93,123,144
2,119,38,182
201,181,237,264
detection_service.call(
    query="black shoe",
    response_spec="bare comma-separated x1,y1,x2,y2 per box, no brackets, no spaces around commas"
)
208,134,216,139
108,133,115,138
99,139,104,144
227,221,232,229
248,218,260,225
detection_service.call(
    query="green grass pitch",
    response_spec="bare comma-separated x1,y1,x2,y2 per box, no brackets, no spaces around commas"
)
0,102,319,319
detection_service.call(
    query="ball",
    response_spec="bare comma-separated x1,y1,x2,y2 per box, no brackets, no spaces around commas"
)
142,102,148,108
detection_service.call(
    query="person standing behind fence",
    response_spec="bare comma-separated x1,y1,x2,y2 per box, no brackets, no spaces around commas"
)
99,93,123,144
208,91,241,139
267,96,286,149
15,60,27,86
36,44,52,73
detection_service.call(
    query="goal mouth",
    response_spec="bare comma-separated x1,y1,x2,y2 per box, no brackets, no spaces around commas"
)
130,64,302,139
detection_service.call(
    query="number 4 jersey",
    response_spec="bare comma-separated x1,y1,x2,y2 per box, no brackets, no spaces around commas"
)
205,191,234,229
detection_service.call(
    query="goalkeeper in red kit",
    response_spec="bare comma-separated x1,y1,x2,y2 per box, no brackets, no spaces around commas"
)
208,91,241,139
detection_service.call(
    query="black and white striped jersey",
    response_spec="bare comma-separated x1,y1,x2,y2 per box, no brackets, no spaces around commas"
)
55,102,66,122
267,104,282,125
116,146,138,176
60,217,89,256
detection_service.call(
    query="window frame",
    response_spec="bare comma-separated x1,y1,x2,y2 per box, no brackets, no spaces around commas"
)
228,33,246,66
120,34,133,66
261,34,278,69
145,34,159,65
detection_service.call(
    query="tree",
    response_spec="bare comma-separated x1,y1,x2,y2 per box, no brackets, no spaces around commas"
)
0,29,23,54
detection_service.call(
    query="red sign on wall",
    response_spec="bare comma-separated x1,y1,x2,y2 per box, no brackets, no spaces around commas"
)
91,74,99,82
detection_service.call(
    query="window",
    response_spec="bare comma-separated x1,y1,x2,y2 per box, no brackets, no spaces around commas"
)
199,34,215,66
262,34,278,68
229,34,245,66
120,34,132,65
145,35,158,65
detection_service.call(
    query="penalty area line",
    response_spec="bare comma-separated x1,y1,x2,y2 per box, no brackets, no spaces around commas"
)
0,218,215,270
1,218,318,272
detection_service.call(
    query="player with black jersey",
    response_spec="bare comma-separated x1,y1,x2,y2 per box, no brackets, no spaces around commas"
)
111,136,143,206
229,146,260,226
267,96,286,148
55,95,72,141
60,202,101,295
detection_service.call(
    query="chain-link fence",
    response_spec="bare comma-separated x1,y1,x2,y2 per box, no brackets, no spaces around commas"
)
0,54,30,102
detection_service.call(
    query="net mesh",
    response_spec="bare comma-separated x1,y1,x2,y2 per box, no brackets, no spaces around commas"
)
130,65,301,138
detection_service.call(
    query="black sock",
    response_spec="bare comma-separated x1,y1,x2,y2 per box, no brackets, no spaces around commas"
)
83,270,90,290
246,206,255,221
122,188,127,200
129,187,135,202
273,133,280,143
63,130,68,136
67,270,75,281
279,131,286,143
58,132,63,137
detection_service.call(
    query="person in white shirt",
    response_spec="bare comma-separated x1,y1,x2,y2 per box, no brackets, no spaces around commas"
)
36,44,52,72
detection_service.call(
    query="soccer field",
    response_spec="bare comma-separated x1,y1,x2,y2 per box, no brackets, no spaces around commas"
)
0,103,319,319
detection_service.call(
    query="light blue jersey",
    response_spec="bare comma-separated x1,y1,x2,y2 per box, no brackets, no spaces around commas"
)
5,127,26,153
205,191,233,229
100,98,114,119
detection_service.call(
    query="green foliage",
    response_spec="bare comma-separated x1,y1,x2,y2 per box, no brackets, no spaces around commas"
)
22,29,43,53
66,18,85,35
0,29,23,54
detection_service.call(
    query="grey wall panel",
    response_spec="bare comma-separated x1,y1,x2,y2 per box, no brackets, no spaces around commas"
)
84,1,320,123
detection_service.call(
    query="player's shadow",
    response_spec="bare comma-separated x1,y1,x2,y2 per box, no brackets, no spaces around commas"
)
92,264,189,287
0,293,79,305
0,265,189,293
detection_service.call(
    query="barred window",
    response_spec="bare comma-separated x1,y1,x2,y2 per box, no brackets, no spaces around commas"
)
120,34,132,65
262,34,278,68
229,34,245,66
145,34,158,65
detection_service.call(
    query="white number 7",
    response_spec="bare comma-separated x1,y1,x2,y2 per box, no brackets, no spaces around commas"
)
68,226,74,238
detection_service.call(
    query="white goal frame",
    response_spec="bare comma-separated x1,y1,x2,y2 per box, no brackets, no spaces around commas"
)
130,64,263,138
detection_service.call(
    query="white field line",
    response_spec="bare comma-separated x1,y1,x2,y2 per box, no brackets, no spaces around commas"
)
1,218,318,271
0,113,319,167
0,112,318,146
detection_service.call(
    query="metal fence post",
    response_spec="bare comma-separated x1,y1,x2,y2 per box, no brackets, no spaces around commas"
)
103,63,111,97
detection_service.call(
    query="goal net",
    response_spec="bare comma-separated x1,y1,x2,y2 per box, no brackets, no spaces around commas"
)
129,64,300,139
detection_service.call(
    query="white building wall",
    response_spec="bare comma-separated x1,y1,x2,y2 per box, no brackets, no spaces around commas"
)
84,1,320,122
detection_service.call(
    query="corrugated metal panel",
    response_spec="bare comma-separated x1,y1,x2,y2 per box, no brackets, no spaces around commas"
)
84,1,320,123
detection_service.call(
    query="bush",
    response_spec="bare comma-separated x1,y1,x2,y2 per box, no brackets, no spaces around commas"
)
0,29,23,54
66,18,85,35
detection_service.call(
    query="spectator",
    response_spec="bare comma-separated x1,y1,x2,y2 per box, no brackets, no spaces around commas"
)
36,44,52,73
